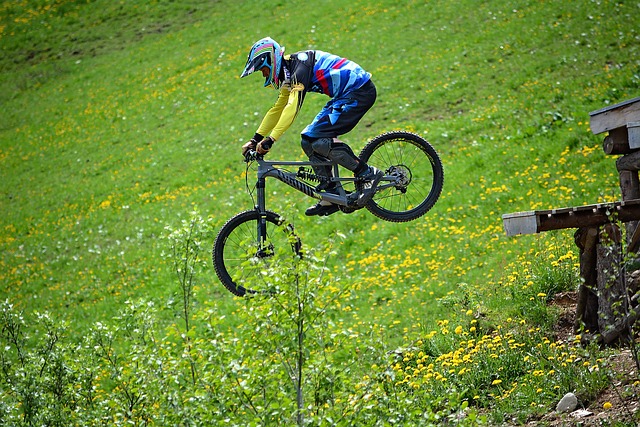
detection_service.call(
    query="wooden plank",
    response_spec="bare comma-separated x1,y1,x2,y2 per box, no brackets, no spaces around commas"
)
629,121,640,149
502,211,538,236
628,221,640,253
502,199,640,236
589,96,640,135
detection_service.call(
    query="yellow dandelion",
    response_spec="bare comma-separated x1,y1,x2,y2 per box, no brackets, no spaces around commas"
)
603,402,612,410
492,379,502,385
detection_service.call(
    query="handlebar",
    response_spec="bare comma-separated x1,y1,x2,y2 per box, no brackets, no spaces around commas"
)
243,138,273,162
243,150,263,162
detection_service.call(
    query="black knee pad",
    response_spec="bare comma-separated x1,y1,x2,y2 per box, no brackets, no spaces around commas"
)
310,137,333,158
302,137,360,171
328,142,360,171
302,136,333,158
301,136,314,157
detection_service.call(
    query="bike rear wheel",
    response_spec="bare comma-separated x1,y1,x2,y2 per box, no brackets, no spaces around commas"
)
213,210,302,296
359,131,444,222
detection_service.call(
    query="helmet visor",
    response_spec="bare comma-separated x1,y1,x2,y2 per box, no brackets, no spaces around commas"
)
240,52,271,81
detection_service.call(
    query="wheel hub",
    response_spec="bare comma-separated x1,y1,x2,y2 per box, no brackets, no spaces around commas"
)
388,165,412,192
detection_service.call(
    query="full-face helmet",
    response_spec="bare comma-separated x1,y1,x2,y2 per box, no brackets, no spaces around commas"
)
240,37,285,89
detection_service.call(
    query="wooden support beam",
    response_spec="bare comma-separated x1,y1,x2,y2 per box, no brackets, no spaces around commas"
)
603,126,631,155
596,224,628,344
616,168,640,247
629,222,640,253
616,150,640,171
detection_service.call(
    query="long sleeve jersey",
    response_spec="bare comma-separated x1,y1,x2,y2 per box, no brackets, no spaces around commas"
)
255,50,371,141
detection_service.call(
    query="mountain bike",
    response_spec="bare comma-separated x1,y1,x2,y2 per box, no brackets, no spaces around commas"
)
213,131,444,296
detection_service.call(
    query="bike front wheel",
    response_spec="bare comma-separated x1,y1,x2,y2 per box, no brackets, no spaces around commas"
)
359,131,444,222
213,210,302,296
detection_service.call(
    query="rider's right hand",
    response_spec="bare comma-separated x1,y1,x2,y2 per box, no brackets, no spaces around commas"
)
241,138,258,157
243,149,258,162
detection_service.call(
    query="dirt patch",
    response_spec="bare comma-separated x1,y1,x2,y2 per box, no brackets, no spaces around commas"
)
551,291,578,343
536,292,640,426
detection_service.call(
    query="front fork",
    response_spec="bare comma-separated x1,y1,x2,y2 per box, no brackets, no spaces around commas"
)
255,176,268,246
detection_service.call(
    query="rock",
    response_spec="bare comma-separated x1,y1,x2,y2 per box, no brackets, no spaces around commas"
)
556,392,578,413
570,409,593,419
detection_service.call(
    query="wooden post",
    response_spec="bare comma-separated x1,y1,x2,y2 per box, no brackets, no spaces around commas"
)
619,175,640,246
616,151,640,253
596,224,630,344
574,227,599,333
615,150,640,171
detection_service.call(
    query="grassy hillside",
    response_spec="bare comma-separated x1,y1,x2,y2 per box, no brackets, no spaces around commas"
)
1,0,639,424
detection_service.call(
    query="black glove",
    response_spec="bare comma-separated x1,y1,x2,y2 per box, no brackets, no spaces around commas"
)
257,136,275,154
241,133,264,156
241,139,257,156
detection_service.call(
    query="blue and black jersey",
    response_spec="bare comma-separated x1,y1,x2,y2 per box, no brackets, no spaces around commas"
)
255,50,374,141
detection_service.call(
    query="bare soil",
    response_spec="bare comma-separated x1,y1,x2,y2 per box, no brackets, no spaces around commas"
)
532,292,640,426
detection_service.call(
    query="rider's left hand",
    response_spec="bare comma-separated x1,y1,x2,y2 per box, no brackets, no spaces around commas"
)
257,136,275,155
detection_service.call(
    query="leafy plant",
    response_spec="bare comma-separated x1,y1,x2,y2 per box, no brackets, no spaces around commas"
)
164,208,213,385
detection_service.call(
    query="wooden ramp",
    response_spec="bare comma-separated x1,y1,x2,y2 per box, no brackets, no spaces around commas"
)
502,199,640,237
501,97,640,344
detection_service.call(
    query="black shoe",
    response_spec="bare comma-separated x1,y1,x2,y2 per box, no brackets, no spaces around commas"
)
305,202,340,216
356,166,383,206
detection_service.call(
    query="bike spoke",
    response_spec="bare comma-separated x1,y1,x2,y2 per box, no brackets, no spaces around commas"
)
367,141,433,213
214,210,301,296
359,132,443,222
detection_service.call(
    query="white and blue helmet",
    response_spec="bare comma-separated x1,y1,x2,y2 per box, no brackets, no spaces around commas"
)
240,37,285,89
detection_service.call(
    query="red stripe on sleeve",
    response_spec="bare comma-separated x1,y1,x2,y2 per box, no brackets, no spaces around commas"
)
333,58,347,69
315,69,330,95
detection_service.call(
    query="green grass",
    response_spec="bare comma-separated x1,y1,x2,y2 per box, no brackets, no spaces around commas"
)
1,0,640,424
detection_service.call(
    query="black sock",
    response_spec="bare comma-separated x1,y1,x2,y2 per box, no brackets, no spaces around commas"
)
354,162,368,176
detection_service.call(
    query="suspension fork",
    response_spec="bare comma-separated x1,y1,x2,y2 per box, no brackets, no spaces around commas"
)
255,174,268,245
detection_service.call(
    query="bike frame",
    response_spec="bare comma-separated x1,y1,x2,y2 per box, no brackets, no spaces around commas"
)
250,155,395,245
254,158,355,211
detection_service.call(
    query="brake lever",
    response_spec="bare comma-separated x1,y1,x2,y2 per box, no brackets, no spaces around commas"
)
243,150,264,163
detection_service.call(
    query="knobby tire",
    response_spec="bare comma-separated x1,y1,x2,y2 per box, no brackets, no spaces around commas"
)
213,210,301,296
359,131,444,222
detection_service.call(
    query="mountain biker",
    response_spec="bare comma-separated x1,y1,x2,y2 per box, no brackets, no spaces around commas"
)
240,37,383,217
